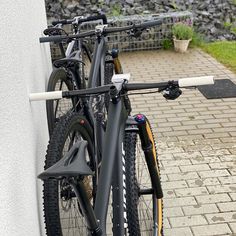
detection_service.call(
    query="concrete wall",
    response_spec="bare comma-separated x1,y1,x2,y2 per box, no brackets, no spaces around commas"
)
0,1,51,235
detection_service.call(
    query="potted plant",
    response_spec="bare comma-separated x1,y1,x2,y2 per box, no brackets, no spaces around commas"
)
172,23,194,53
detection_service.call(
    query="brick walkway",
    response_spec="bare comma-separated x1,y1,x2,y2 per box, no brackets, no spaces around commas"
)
120,49,236,236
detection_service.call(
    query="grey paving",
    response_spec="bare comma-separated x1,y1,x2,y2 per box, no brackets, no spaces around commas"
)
120,49,236,236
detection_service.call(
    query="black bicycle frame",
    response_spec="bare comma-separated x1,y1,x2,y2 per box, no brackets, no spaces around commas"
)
70,86,163,235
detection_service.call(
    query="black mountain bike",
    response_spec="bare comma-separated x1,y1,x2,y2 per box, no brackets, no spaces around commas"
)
41,14,110,135
30,73,214,235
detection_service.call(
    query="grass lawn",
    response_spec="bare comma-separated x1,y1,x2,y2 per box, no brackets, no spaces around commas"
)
201,41,236,73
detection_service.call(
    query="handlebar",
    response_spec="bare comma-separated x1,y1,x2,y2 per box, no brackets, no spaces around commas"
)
125,76,214,91
51,14,107,26
29,76,214,101
39,19,162,43
39,29,95,43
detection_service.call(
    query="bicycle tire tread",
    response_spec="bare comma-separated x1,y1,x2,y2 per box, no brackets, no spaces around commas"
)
43,112,93,236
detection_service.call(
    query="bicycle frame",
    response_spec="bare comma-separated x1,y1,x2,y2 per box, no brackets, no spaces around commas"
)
81,28,123,167
37,19,170,235
69,83,162,235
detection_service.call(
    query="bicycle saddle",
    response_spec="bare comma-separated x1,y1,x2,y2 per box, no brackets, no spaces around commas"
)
43,27,67,36
53,58,85,68
38,141,94,180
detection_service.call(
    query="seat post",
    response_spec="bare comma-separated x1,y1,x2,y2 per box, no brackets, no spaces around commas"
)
69,178,103,235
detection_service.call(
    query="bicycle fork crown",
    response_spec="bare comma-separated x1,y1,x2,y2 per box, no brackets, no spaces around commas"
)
134,114,146,124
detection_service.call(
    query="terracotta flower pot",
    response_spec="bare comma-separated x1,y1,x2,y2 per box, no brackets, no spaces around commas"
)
173,38,191,53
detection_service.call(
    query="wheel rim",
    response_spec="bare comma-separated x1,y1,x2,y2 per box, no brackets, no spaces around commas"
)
136,136,158,235
53,79,74,121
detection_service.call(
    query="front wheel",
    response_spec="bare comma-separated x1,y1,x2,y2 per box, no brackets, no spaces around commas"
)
124,120,163,236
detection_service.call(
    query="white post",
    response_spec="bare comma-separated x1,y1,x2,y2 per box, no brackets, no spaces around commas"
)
0,1,51,235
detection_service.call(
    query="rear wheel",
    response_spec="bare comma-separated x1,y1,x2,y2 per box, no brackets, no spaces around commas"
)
104,61,114,110
47,46,92,135
124,122,163,236
43,112,96,236
46,68,77,135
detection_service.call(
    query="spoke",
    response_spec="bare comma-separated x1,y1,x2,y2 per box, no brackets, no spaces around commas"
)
54,80,64,118
136,135,156,234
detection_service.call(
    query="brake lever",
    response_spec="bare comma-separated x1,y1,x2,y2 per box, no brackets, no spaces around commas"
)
128,28,144,38
159,81,182,100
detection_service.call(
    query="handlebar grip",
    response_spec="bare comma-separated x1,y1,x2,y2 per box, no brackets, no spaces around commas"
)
178,76,214,87
138,19,162,29
39,35,65,43
51,19,73,26
81,14,107,24
29,91,63,101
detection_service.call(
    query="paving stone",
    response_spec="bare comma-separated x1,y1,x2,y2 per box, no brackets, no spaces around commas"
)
163,189,176,199
161,159,191,167
160,166,181,174
205,212,236,224
162,180,188,190
174,151,202,160
164,207,184,217
201,149,231,156
229,222,236,233
188,129,213,135
180,164,210,172
229,193,236,201
168,172,199,181
191,156,221,164
187,178,220,187
163,218,171,229
175,187,208,197
209,162,236,169
182,204,219,216
207,184,236,194
196,193,231,204
194,138,222,145
219,176,236,185
203,132,231,139
191,223,232,236
178,135,204,141
164,227,193,236
184,144,212,152
198,169,230,178
164,197,197,208
169,215,207,227
217,202,236,212
219,155,236,162
212,143,236,150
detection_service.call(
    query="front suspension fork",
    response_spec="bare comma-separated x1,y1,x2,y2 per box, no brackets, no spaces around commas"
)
134,114,163,199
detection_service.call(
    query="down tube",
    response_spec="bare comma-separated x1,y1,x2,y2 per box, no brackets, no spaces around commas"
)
94,98,128,235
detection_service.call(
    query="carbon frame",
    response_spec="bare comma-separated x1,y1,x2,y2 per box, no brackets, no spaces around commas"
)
72,92,163,235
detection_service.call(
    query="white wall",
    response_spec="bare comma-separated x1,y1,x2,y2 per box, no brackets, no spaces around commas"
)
0,1,51,235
